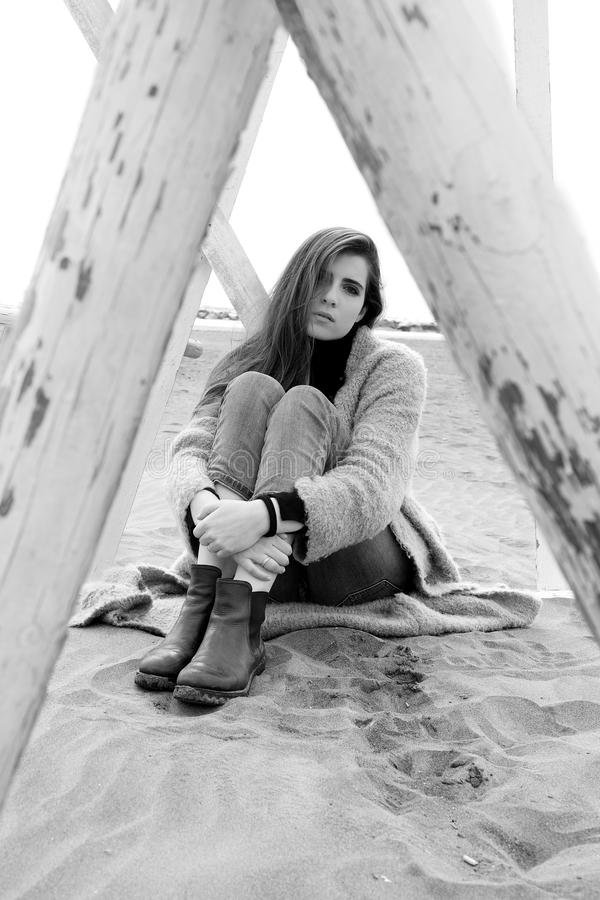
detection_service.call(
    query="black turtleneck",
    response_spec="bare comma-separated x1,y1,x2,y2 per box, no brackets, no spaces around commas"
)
267,320,361,526
308,318,360,402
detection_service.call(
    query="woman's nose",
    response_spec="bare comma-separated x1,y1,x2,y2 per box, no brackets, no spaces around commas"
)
323,285,337,304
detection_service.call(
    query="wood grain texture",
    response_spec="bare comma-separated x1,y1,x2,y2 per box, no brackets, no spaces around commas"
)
513,0,566,591
0,0,279,807
274,0,600,637
203,206,269,337
62,0,112,57
55,2,285,579
83,38,285,579
513,0,553,169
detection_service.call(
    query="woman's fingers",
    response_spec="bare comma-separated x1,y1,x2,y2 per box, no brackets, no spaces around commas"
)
230,550,284,578
272,535,293,553
228,536,290,578
249,564,273,581
249,557,281,578
273,546,292,561
254,555,285,576
269,549,289,567
267,540,292,562
249,554,282,574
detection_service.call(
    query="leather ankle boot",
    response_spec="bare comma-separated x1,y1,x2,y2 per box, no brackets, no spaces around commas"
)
134,564,221,692
173,578,269,706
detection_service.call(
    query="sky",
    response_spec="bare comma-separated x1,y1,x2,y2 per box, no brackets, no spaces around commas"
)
0,2,598,323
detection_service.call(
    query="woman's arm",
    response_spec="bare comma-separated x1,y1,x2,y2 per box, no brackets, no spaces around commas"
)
290,345,427,565
166,401,222,517
252,492,306,535
189,487,220,523
269,496,305,533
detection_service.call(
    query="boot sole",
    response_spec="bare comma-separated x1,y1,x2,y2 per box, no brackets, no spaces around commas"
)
134,670,177,692
173,658,266,706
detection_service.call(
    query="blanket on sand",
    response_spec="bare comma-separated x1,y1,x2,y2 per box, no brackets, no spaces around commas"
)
69,549,542,640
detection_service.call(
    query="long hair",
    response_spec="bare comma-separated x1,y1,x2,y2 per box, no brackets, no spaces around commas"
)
196,227,385,413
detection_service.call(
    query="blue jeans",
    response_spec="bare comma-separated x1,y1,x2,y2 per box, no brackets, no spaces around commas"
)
193,371,415,606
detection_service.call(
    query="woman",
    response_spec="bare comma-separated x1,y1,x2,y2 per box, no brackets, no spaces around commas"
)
134,226,428,705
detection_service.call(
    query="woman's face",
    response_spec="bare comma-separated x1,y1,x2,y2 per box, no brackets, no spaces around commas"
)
307,252,368,340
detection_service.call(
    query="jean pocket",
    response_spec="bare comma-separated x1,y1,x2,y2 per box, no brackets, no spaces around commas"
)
338,579,404,607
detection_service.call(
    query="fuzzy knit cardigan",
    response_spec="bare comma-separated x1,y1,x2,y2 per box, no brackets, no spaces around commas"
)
166,323,471,598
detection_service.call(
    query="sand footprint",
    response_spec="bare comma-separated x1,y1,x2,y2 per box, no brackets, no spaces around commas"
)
90,657,144,694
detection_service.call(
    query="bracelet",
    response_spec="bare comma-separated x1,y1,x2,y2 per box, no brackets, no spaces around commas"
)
253,494,277,537
202,487,220,499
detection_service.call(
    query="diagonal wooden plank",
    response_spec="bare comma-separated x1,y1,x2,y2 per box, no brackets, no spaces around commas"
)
62,0,112,57
274,0,600,639
0,307,14,328
0,0,280,810
61,0,273,329
513,0,553,169
513,0,568,592
56,0,282,578
203,205,269,337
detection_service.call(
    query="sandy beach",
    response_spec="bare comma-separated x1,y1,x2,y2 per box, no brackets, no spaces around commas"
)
1,326,598,898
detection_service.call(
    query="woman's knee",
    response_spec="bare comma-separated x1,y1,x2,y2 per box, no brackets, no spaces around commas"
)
277,384,332,409
271,385,337,430
225,371,285,404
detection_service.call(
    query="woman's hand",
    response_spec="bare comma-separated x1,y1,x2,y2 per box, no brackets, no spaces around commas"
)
193,499,269,556
232,534,294,581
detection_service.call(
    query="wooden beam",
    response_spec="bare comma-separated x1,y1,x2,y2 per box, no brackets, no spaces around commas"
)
3,310,202,360
55,1,282,579
0,0,280,811
203,206,269,338
85,34,283,580
4,303,210,359
0,307,15,328
273,0,600,638
61,0,274,326
62,0,112,57
513,0,553,170
513,1,567,592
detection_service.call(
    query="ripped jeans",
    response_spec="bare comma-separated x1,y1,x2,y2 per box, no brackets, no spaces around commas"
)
190,371,415,606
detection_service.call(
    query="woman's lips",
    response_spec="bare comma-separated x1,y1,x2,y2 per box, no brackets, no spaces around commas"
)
314,312,333,322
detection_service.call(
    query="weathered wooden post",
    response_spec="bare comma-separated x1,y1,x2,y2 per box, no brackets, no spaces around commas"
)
59,2,281,578
202,206,269,336
62,0,112,57
513,0,553,167
274,0,600,638
0,0,279,811
513,0,569,592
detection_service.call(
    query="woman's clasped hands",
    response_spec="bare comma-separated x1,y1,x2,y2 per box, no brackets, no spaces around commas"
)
193,499,269,555
192,498,293,579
